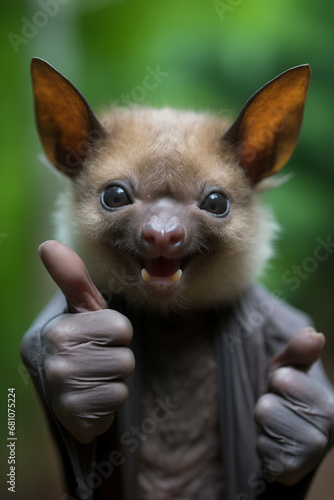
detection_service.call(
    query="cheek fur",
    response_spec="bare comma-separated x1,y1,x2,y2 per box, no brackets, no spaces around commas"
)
54,183,277,312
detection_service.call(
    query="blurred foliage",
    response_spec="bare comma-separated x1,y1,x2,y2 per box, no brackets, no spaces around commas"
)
1,0,334,498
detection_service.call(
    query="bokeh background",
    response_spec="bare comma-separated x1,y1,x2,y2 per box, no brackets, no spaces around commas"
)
1,1,334,499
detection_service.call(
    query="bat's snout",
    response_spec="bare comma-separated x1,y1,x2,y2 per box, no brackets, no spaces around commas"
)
141,218,185,259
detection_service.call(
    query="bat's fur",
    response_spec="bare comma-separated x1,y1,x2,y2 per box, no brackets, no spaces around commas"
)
54,107,277,313
31,60,310,315
30,60,312,499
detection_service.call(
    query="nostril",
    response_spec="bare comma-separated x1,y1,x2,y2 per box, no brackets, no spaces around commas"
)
144,235,155,245
169,226,185,246
170,235,180,245
142,224,156,245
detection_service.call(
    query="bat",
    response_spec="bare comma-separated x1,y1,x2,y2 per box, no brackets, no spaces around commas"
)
31,58,310,313
21,59,334,500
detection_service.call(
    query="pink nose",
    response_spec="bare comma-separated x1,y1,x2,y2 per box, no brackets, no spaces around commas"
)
141,220,185,257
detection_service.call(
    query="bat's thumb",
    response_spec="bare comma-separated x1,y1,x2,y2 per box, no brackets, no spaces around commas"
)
269,327,325,374
38,240,107,313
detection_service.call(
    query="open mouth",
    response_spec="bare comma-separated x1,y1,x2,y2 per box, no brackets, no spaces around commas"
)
140,257,183,286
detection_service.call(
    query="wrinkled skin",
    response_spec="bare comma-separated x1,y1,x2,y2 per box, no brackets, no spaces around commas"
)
37,241,334,485
42,309,135,444
255,330,334,485
37,241,135,444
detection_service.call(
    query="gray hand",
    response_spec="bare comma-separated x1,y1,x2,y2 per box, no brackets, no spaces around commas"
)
38,240,135,443
255,328,334,485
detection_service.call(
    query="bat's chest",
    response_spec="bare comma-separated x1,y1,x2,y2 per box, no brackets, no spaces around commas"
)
137,326,225,499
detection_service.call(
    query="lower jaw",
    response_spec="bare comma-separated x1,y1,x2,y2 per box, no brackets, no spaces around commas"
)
141,279,181,301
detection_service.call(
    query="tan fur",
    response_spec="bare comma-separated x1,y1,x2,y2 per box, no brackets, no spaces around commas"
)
53,106,278,312
29,61,309,314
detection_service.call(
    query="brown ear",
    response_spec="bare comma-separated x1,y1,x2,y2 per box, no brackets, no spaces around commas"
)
31,58,106,177
223,64,311,184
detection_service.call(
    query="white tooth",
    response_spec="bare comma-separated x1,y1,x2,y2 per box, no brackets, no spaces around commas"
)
141,268,151,282
170,269,182,283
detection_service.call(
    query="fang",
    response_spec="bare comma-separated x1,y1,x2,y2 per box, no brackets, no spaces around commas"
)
170,269,182,283
141,268,151,282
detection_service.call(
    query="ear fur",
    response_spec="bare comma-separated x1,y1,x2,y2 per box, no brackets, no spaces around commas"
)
30,58,106,177
223,64,311,184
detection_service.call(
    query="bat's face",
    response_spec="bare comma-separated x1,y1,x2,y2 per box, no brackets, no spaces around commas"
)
58,108,275,312
31,59,310,312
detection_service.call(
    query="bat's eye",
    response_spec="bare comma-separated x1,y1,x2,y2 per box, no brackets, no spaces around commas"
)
101,185,132,209
200,193,229,216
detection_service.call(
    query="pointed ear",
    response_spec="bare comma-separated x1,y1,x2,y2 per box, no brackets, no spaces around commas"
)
31,58,106,177
223,65,311,184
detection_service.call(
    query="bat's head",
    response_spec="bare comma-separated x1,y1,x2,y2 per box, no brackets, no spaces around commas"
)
31,58,310,313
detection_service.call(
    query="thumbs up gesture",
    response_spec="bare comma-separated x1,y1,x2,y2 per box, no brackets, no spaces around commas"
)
255,328,334,485
38,240,135,443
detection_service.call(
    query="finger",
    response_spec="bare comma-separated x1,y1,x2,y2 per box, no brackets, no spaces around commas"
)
56,382,128,443
268,367,334,429
39,240,107,313
255,393,328,485
256,428,326,486
255,389,332,449
269,327,325,374
45,346,135,387
44,310,133,349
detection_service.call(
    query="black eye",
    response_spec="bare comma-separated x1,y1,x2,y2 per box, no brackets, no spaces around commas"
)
101,185,132,209
200,193,229,216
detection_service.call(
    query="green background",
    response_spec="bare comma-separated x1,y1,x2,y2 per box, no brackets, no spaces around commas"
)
1,1,334,498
